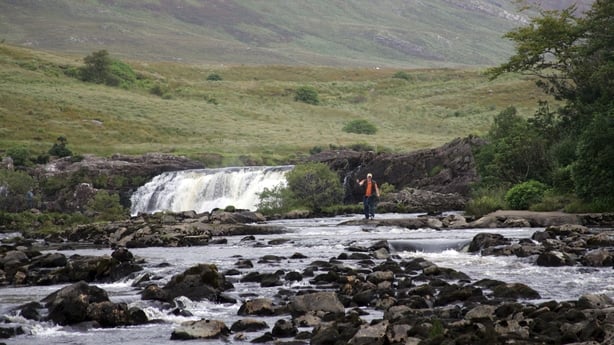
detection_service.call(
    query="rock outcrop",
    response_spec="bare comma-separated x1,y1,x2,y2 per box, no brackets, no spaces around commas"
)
309,136,485,204
29,153,204,212
0,247,142,286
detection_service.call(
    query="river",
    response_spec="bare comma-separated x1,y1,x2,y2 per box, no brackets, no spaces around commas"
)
2,213,613,345
2,166,613,344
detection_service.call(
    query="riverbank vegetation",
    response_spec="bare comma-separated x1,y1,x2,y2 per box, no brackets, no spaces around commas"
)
468,1,614,214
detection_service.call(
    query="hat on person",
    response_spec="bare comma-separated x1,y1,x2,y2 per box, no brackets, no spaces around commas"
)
367,173,372,178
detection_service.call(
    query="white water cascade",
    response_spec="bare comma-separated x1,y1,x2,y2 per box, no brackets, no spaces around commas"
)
130,165,293,216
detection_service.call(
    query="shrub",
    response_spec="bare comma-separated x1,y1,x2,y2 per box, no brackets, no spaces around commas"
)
6,146,31,166
86,191,126,221
150,84,166,96
428,165,444,177
379,182,395,196
564,197,614,213
34,153,50,164
79,50,136,88
286,162,343,212
343,119,377,135
465,195,505,218
256,185,296,215
530,191,573,212
392,71,412,81
348,143,375,151
505,180,548,210
108,60,136,87
48,136,72,157
0,170,36,212
258,163,343,214
294,86,320,105
465,186,506,217
309,146,323,155
206,73,222,81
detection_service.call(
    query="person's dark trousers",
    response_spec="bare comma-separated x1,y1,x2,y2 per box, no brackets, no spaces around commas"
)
363,196,375,219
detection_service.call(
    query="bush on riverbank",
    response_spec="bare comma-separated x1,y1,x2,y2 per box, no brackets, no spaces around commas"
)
258,162,343,215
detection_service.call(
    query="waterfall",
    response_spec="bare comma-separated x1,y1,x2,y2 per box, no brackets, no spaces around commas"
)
130,165,293,216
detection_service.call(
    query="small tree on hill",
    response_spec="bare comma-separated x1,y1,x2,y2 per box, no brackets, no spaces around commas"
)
79,50,136,87
48,136,72,157
80,50,112,84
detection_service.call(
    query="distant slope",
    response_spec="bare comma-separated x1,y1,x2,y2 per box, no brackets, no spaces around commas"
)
0,0,594,68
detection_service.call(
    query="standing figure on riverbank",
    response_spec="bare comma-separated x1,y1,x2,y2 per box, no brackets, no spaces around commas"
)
356,173,380,219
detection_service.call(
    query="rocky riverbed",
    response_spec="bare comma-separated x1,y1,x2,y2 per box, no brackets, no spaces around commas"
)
1,210,613,344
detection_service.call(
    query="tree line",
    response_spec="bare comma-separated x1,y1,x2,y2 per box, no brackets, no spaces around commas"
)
469,0,613,214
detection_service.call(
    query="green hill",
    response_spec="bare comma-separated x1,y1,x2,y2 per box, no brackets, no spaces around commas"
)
2,1,587,165
0,43,555,166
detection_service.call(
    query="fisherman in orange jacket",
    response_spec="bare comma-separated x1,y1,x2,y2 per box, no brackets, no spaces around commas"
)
356,173,380,220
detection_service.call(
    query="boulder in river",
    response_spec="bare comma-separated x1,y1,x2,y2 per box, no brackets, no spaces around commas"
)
41,281,148,327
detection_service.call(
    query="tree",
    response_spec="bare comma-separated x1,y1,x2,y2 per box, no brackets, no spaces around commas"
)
86,191,126,221
0,170,36,212
487,6,581,100
487,1,614,208
571,111,614,203
285,163,343,212
487,2,614,135
6,146,30,166
48,136,72,157
475,107,551,187
80,50,112,84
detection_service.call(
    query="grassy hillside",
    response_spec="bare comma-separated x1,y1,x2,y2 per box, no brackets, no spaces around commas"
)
0,0,594,68
0,43,556,166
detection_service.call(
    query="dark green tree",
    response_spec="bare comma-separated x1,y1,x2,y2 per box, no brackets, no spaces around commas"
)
48,136,72,157
285,162,343,212
571,111,614,203
80,50,112,84
475,107,551,187
487,1,614,206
